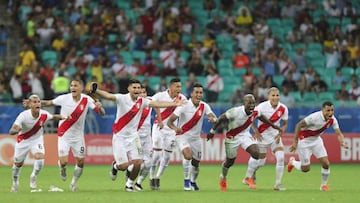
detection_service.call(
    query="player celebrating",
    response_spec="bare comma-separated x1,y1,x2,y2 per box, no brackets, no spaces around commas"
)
287,101,349,191
207,94,283,191
132,85,160,191
41,79,106,191
93,79,183,192
243,87,289,191
149,78,187,190
10,94,69,192
167,83,217,191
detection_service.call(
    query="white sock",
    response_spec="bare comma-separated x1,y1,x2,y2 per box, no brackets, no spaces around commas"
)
321,167,330,185
190,164,199,182
127,164,134,173
126,178,134,187
150,150,162,179
275,151,284,185
292,159,302,171
220,161,229,179
71,165,83,184
245,157,258,178
12,165,22,183
182,159,191,180
155,151,171,178
31,159,44,177
137,166,150,185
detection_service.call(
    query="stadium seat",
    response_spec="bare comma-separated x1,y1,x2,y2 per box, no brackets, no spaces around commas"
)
307,43,323,52
273,75,285,87
318,92,334,101
217,59,232,69
266,18,281,27
149,76,161,90
281,18,295,27
341,67,354,77
233,68,247,76
218,91,232,103
132,51,146,61
177,68,187,76
42,50,58,61
218,68,234,76
302,92,318,102
108,34,118,43
289,91,302,102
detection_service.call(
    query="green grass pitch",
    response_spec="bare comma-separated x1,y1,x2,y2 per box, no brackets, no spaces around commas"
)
0,164,359,203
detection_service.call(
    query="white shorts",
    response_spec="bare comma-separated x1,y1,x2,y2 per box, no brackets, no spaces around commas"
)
58,136,85,158
257,138,284,154
139,135,152,163
176,135,202,161
151,125,176,152
14,136,45,163
113,134,143,165
297,136,327,166
225,133,256,159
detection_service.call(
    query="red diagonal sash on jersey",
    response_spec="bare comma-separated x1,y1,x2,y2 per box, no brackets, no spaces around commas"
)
177,103,205,136
207,76,220,89
226,111,258,138
281,64,290,75
58,97,88,137
17,114,48,143
112,98,143,134
138,107,151,130
258,105,285,133
116,64,126,75
154,96,180,124
299,118,334,140
161,52,173,62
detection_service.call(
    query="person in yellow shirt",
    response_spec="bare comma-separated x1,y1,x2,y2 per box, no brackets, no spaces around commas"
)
90,57,104,84
52,33,67,52
19,43,35,68
236,9,253,27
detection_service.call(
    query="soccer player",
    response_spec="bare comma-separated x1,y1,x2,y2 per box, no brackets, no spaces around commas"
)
132,85,160,191
207,94,283,191
167,83,217,191
243,87,289,191
10,94,69,192
149,78,187,190
94,79,183,192
40,79,106,191
287,101,349,191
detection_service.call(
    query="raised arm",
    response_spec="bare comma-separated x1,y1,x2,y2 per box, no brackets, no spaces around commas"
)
41,100,54,107
95,89,117,101
149,100,183,108
207,112,217,123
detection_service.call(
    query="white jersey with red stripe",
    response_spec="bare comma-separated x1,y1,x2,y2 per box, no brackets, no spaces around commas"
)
138,107,152,138
151,90,187,135
13,109,53,141
225,106,261,136
302,111,339,136
114,93,150,138
52,93,96,139
256,101,288,140
173,99,213,138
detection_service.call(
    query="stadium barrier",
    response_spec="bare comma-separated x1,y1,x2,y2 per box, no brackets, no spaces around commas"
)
0,133,359,166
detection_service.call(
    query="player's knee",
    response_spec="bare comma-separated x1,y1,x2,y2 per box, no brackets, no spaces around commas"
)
251,151,260,160
191,159,200,168
14,162,24,168
182,148,192,160
224,158,235,168
301,166,310,172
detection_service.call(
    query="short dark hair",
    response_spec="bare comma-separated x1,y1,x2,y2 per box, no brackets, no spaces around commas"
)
191,83,203,92
169,78,181,84
322,101,333,108
128,79,141,86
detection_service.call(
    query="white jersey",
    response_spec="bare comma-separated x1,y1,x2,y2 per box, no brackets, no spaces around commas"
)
53,93,96,139
113,93,150,137
138,97,153,137
256,101,288,137
301,111,339,139
151,90,187,134
173,99,213,138
14,109,53,141
225,106,261,137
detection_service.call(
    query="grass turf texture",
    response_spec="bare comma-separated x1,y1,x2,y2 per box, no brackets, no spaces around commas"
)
0,164,359,203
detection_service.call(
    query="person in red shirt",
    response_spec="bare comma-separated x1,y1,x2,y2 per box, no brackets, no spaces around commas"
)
233,49,250,69
141,10,155,36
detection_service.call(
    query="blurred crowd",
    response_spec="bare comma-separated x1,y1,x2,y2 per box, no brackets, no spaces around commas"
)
0,0,359,107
